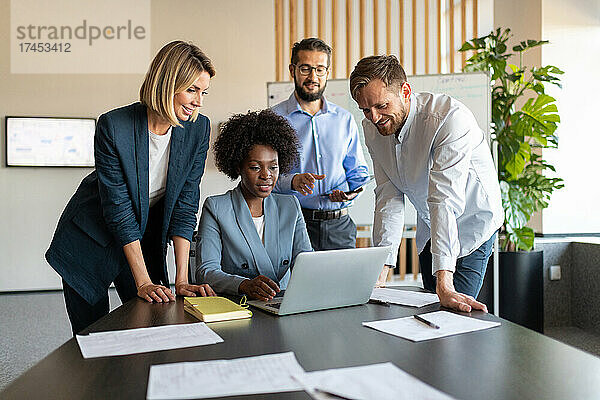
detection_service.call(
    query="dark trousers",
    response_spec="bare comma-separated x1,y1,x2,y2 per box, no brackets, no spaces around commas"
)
63,200,166,335
419,233,496,298
305,214,356,251
62,269,137,335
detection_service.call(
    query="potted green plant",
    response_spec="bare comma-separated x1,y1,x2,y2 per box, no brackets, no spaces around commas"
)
459,28,564,332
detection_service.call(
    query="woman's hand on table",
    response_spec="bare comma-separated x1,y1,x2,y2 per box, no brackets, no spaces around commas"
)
175,282,217,297
137,282,176,303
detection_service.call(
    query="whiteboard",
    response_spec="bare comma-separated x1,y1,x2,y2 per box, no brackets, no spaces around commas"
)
267,72,491,226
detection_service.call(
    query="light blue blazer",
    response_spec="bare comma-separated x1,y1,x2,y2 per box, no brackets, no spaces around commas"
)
193,185,313,294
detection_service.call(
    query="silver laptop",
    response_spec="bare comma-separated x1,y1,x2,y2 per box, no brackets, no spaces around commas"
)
247,246,392,316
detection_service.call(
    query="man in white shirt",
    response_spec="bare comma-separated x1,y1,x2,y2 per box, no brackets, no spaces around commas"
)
349,55,503,312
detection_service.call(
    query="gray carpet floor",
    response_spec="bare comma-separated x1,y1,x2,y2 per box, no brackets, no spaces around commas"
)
545,326,600,357
0,289,121,392
1,289,599,393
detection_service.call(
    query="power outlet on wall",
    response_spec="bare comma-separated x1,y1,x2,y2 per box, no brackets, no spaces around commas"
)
550,265,562,281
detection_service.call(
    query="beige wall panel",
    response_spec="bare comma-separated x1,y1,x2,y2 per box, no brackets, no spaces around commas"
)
0,0,275,290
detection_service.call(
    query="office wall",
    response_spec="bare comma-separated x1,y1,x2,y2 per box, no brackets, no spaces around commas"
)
494,0,543,67
541,0,600,234
495,0,600,235
0,0,274,291
538,240,600,334
493,0,544,234
0,0,496,291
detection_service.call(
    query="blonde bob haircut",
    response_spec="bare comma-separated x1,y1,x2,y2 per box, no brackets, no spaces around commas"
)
140,41,215,127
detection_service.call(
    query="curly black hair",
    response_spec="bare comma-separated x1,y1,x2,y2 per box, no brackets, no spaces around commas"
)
214,109,300,180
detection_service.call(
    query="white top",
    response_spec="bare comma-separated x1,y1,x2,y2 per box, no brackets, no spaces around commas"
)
148,127,172,207
363,92,503,274
252,215,265,243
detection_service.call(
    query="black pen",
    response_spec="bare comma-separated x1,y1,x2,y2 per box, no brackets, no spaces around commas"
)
413,314,440,329
315,388,354,399
368,299,390,307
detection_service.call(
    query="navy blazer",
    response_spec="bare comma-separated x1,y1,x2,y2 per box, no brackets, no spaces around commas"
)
46,102,210,305
193,185,313,294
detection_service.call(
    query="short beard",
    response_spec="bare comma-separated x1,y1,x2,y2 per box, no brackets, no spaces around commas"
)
294,78,327,102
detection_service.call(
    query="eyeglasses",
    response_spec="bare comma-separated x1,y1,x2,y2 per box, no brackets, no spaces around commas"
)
293,64,329,77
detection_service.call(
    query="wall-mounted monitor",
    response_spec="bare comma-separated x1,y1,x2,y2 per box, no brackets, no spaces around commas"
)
5,117,96,167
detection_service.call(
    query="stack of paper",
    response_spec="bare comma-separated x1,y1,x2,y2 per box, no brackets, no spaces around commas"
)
363,311,500,342
370,287,439,307
184,296,252,322
295,362,456,400
146,352,305,399
76,323,223,358
146,352,460,400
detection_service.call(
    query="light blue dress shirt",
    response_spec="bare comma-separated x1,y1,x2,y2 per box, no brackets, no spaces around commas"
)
272,93,369,210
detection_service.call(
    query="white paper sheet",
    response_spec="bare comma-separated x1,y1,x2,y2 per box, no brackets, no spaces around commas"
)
146,352,305,400
295,362,456,400
370,288,439,307
76,322,223,358
363,311,500,342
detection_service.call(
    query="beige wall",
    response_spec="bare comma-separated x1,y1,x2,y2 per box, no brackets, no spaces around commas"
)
494,0,543,71
541,0,600,234
0,0,274,291
0,0,508,291
493,0,599,235
494,0,544,233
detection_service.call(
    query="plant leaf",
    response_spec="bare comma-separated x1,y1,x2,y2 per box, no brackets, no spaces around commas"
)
512,39,549,52
504,142,531,178
501,180,535,230
463,28,564,252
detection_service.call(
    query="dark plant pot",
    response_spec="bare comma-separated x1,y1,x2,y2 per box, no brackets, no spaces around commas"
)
499,250,544,333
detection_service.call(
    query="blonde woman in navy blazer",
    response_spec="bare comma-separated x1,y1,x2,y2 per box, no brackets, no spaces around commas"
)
46,41,216,334
194,110,313,301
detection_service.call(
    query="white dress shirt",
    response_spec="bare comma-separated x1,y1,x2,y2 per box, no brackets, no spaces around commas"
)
252,215,265,243
363,92,503,274
148,127,172,207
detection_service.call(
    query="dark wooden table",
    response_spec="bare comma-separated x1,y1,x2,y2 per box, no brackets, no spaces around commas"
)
3,287,600,399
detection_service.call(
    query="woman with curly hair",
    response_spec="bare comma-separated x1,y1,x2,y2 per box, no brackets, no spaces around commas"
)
193,109,312,301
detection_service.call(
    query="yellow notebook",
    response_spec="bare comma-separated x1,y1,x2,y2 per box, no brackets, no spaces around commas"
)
184,296,252,322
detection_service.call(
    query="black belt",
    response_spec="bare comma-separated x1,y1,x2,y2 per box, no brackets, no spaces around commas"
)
302,208,348,221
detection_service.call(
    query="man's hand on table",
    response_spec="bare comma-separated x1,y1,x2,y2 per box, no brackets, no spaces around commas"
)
435,270,488,313
375,264,393,287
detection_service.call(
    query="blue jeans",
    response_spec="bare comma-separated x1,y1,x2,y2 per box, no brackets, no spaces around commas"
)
419,233,496,297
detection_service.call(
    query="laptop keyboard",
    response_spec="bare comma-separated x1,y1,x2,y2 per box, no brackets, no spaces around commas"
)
261,291,284,310
266,297,283,309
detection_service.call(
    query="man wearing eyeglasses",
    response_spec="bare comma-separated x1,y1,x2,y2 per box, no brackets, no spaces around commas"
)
272,38,369,251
